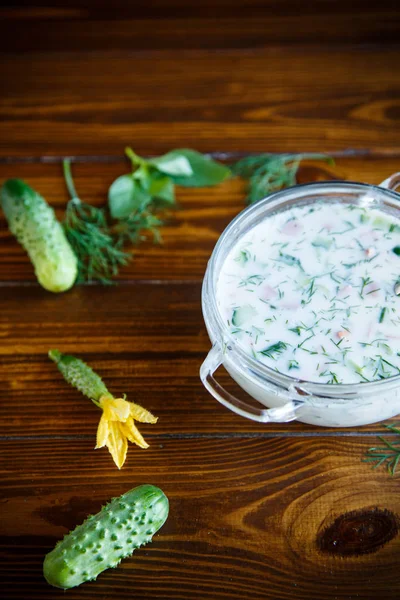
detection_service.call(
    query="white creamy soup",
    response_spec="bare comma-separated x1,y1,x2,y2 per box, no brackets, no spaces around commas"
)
216,202,400,384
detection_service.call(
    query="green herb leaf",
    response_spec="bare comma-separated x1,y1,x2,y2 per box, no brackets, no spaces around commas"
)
364,423,400,475
232,153,334,204
113,211,164,247
108,175,151,219
62,159,132,283
63,146,230,285
63,159,169,284
149,152,193,177
234,249,251,266
327,371,340,384
149,175,176,205
278,252,304,271
162,149,231,187
392,246,400,256
260,341,287,359
289,326,302,336
63,200,131,284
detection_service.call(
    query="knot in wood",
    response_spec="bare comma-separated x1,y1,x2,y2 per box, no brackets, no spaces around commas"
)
318,508,399,556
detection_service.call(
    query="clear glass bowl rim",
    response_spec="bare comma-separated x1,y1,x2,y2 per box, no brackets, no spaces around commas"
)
202,179,400,399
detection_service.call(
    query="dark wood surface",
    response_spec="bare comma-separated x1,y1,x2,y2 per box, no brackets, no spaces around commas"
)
1,3,400,599
3,437,400,600
1,157,400,282
1,46,399,156
1,0,399,50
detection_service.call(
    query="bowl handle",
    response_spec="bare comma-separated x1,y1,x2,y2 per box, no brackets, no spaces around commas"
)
379,172,400,192
200,344,304,423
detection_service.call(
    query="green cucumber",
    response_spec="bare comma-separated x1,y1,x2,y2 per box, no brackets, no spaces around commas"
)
1,179,77,292
372,214,390,229
232,305,257,327
49,349,109,404
43,484,169,589
311,236,332,250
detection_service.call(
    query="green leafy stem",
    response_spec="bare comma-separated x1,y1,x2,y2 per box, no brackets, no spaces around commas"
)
364,423,400,475
61,149,333,283
62,149,230,283
232,153,334,204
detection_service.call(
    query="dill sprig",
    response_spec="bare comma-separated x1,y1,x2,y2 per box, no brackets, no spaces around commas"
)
232,153,334,204
364,423,400,475
260,341,288,359
112,209,164,247
62,159,132,283
64,199,131,284
61,148,229,284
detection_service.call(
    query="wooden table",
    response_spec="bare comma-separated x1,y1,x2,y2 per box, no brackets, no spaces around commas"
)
1,2,400,599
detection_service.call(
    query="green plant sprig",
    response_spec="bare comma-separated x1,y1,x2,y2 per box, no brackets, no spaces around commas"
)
63,159,131,283
108,147,231,220
63,149,230,283
364,423,400,475
232,153,334,204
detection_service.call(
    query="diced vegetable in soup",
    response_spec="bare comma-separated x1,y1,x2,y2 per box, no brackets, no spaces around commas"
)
216,203,400,384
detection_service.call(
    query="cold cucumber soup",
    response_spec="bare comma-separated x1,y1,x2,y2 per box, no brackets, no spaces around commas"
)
216,202,400,385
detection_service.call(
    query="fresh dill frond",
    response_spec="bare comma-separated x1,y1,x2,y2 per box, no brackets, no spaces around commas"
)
63,195,131,284
232,153,334,204
364,423,400,475
62,159,132,283
112,210,164,247
260,341,288,359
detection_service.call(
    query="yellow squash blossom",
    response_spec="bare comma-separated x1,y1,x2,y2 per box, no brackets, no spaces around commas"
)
95,395,158,469
49,349,158,469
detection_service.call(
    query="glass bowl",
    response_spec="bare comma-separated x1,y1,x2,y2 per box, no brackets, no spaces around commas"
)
200,172,400,427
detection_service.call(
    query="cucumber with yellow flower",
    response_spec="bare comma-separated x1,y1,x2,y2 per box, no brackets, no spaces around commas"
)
49,349,157,468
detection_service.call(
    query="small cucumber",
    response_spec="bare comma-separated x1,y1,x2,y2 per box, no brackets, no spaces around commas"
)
48,349,109,403
1,179,77,292
43,484,169,589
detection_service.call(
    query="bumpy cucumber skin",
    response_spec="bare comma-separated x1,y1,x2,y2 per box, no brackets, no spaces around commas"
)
1,179,78,292
48,349,109,402
43,484,169,589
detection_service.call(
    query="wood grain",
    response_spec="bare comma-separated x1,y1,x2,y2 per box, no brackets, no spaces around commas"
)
1,3,400,598
2,0,398,21
1,283,399,436
3,352,398,436
1,436,400,599
1,1,399,51
0,283,205,355
1,15,399,53
0,47,399,156
1,156,399,283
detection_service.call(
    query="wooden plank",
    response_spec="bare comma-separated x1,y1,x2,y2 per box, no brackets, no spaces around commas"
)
0,160,245,283
1,156,400,283
0,48,399,156
1,436,400,599
1,14,399,53
3,352,397,436
0,283,205,356
2,0,398,22
1,284,398,435
1,1,399,51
